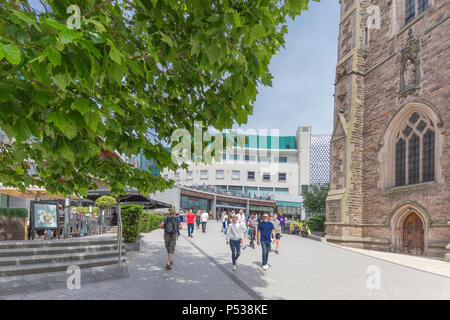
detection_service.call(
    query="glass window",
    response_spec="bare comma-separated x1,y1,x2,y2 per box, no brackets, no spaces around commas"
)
232,170,240,180
258,156,271,163
186,171,193,180
0,194,8,208
259,187,274,196
405,0,415,24
248,171,255,180
275,188,289,194
263,173,270,181
174,173,180,181
422,129,435,182
216,170,224,179
277,157,287,163
395,139,406,186
418,0,429,15
301,185,309,194
244,186,258,197
200,170,208,179
278,173,286,181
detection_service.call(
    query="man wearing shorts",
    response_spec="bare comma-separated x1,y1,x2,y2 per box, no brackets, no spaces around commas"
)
159,208,180,270
272,213,282,254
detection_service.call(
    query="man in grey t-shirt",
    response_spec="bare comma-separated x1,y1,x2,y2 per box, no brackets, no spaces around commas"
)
271,213,282,254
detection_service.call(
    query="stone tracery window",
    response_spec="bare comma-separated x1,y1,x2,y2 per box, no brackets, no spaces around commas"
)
394,112,435,186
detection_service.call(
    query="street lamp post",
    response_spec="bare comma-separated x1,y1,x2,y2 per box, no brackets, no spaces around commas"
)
64,197,70,238
88,205,93,235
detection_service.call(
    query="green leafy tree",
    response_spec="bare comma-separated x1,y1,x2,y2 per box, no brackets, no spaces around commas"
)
95,195,117,209
303,183,329,216
0,0,316,196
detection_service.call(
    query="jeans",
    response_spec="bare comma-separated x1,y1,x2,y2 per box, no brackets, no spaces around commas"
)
223,227,228,235
188,223,194,237
261,241,270,266
229,239,241,266
249,229,256,247
201,222,207,233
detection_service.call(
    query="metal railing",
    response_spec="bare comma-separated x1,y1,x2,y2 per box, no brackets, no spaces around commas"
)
117,204,123,264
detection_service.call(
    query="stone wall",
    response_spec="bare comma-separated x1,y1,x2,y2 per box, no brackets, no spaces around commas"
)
0,217,27,240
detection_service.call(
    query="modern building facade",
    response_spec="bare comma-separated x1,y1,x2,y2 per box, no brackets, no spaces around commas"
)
326,0,449,258
161,125,312,217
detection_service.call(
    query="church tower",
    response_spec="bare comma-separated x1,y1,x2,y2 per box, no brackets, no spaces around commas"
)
326,0,449,258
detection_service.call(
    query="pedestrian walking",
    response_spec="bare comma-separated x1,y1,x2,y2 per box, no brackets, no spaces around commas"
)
226,214,247,271
201,210,209,233
278,212,286,234
237,209,247,249
196,210,201,229
257,213,276,270
159,208,181,270
247,213,258,249
186,209,195,238
223,216,229,235
272,213,282,254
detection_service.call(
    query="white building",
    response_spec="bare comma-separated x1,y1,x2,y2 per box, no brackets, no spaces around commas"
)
160,125,312,217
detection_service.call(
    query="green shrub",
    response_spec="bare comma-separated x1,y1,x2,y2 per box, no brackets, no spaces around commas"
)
121,204,144,243
306,214,326,232
95,196,117,209
141,212,164,233
0,207,28,218
70,206,99,215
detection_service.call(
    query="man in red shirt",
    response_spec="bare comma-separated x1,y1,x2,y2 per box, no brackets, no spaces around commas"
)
186,209,196,238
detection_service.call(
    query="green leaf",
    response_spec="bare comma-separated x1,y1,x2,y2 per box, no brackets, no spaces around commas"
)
30,62,51,85
251,25,265,39
44,46,62,67
107,39,123,64
87,19,106,33
72,98,92,115
0,43,21,64
156,31,174,47
12,10,41,32
42,18,66,31
233,11,241,27
53,73,68,90
84,112,101,132
59,29,76,45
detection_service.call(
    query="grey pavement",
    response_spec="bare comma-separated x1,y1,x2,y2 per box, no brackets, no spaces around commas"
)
2,220,450,300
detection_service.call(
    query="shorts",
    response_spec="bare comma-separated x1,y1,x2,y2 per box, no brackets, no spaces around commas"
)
164,233,177,254
275,233,281,240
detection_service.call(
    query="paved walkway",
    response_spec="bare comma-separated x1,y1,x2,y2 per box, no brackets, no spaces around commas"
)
3,221,450,300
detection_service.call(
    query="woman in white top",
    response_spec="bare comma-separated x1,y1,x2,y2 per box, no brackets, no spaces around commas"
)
226,214,247,271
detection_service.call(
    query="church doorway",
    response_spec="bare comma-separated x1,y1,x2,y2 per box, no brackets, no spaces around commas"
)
402,213,424,255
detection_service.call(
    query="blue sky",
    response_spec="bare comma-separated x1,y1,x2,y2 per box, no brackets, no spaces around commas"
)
236,1,340,136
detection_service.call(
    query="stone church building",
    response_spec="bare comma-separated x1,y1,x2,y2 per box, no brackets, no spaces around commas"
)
326,0,449,258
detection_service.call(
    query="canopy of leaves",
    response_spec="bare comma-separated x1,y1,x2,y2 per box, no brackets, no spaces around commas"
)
303,183,329,215
0,0,316,196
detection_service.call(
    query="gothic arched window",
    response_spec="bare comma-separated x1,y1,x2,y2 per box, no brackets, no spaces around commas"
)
394,112,435,186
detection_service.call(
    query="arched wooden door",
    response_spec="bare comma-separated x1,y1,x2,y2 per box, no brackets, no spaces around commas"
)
403,213,424,255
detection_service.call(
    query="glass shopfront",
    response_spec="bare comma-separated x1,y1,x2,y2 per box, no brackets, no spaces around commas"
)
180,196,211,212
249,205,274,214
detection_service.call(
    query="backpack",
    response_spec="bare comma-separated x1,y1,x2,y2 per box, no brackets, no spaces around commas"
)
164,216,177,234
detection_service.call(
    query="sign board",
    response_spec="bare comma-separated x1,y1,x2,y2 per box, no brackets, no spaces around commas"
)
31,201,59,230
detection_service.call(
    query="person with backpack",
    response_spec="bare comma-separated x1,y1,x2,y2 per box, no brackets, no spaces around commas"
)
159,208,181,270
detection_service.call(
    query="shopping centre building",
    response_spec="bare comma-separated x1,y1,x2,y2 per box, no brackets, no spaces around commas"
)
150,126,331,219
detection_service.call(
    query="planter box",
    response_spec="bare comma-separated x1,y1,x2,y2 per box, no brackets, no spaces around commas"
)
0,217,27,240
125,235,143,252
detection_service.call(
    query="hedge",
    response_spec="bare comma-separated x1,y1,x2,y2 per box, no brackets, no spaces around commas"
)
121,204,144,243
69,206,100,215
306,214,326,232
141,212,164,233
0,207,28,218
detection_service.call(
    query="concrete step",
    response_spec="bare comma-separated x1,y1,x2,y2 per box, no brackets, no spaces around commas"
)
0,250,120,266
0,256,127,277
0,238,120,249
0,244,125,257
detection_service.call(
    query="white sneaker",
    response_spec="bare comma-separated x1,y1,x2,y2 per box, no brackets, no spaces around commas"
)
233,265,237,271
263,265,268,270
266,264,271,269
